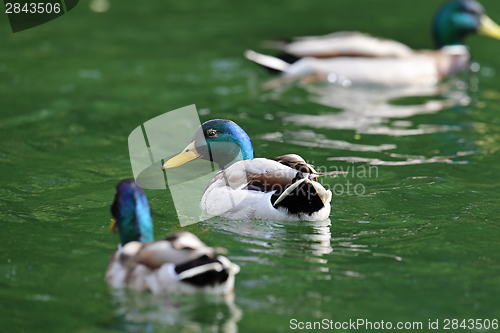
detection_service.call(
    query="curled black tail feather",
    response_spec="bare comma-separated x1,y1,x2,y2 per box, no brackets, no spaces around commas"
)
262,53,301,74
270,176,325,215
175,255,229,287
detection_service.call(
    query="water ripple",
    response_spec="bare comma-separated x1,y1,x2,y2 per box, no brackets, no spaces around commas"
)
259,130,396,152
328,151,475,165
276,79,470,136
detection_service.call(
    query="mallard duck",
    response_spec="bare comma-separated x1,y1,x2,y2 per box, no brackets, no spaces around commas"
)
245,0,500,86
105,179,240,295
162,119,344,221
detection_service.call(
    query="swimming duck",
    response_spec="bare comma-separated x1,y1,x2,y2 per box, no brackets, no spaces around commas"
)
105,179,240,295
245,0,500,87
162,119,344,221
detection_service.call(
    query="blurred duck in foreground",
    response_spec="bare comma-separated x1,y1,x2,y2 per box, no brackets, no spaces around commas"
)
105,179,240,295
245,0,500,87
162,119,345,221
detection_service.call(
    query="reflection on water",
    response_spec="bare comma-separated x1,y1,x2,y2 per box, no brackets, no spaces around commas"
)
205,218,334,257
258,77,477,164
201,217,398,285
107,289,242,332
274,78,470,136
199,216,416,318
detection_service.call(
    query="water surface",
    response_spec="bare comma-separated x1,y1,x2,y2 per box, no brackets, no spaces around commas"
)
1,0,500,332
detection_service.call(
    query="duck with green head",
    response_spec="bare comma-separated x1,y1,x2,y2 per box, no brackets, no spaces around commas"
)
106,179,240,294
162,119,345,221
245,0,500,87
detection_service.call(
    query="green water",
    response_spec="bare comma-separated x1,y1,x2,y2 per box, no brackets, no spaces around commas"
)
1,0,500,332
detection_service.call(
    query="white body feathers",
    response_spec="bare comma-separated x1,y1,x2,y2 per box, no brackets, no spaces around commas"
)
200,157,333,221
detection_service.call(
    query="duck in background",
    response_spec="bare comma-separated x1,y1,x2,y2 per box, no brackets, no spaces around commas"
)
245,0,500,87
105,179,240,295
162,119,345,221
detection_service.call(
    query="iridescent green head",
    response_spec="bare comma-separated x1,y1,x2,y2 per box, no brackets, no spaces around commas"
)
162,119,255,170
110,179,153,246
433,1,500,48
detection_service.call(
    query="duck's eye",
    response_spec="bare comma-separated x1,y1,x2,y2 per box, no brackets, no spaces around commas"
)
206,129,218,138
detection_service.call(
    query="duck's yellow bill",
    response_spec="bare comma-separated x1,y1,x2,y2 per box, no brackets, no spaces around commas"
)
162,141,201,170
478,15,500,40
109,219,119,232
